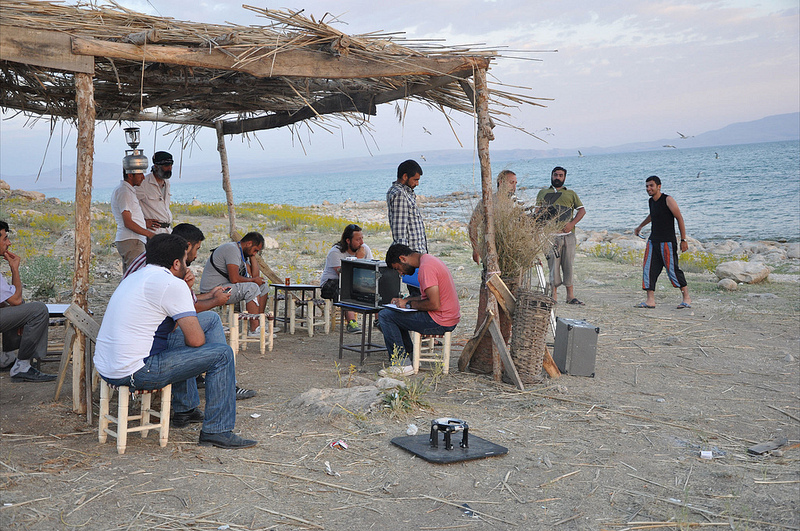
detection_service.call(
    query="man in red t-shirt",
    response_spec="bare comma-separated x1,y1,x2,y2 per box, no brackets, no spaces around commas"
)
378,243,460,376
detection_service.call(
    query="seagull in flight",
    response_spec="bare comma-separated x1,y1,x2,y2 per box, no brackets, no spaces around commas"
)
577,150,583,157
422,127,432,135
420,155,426,161
696,171,704,179
677,132,694,139
663,144,677,148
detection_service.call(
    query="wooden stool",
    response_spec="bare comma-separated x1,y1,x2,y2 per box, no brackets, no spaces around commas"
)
411,331,453,374
98,381,172,454
229,312,274,355
296,298,331,337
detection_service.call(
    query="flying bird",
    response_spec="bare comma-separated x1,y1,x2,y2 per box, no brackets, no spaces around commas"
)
420,155,426,161
696,171,704,179
577,150,583,157
422,127,432,135
677,131,694,139
663,144,677,148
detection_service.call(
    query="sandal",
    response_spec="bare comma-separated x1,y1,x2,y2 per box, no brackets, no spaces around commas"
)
676,302,692,309
635,302,655,308
566,298,585,305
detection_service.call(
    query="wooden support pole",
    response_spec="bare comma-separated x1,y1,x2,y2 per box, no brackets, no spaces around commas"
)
474,66,502,382
215,121,237,239
72,72,94,416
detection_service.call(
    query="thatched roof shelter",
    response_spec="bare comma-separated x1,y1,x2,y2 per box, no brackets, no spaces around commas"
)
1,0,545,411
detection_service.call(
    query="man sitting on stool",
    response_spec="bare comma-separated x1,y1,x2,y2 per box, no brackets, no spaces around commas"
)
0,220,55,382
377,243,460,376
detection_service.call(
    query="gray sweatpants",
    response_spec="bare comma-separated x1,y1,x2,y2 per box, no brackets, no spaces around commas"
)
0,301,49,360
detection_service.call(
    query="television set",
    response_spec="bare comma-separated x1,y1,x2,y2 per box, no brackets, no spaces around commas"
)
339,258,400,308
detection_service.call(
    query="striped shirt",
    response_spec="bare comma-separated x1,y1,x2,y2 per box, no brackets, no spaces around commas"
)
386,182,428,254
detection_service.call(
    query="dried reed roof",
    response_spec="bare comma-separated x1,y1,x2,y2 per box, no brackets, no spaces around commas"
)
0,0,545,135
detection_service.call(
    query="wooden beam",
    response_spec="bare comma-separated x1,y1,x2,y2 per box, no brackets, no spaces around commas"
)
1,25,93,74
487,311,524,391
458,79,495,129
457,312,493,372
215,121,237,239
71,36,490,79
486,274,516,315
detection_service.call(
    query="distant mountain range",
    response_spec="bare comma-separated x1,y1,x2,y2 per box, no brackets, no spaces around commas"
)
4,112,798,190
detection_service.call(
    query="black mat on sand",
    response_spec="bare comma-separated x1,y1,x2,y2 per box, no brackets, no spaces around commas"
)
391,434,508,463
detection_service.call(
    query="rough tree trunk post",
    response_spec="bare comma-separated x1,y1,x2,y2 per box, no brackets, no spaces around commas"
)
215,121,237,239
474,67,502,382
72,72,94,416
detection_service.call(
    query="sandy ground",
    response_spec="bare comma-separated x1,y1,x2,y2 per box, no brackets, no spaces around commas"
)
1,201,799,530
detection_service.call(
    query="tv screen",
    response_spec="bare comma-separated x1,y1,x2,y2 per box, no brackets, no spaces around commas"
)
339,259,400,308
352,267,377,302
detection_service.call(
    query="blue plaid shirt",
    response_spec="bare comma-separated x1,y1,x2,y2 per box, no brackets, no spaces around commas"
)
386,181,428,254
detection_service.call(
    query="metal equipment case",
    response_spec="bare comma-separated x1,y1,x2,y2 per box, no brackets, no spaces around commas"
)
553,317,599,377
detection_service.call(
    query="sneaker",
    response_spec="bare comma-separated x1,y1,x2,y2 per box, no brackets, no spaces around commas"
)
346,320,361,334
199,431,257,449
172,407,204,429
196,374,206,389
248,326,261,338
10,367,57,382
235,386,257,400
378,365,414,377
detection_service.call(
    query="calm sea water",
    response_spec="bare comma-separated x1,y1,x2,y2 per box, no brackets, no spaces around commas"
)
43,140,800,242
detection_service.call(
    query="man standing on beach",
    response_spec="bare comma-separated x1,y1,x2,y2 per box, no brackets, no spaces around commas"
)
536,166,586,305
387,159,427,297
378,243,460,376
199,232,269,337
137,151,174,235
319,223,373,333
94,234,257,449
0,220,55,382
634,176,692,309
112,166,156,274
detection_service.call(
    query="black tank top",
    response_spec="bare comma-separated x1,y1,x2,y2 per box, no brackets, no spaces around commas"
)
649,193,676,243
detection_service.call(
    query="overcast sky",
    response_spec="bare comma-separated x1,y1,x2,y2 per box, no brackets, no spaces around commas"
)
1,0,798,181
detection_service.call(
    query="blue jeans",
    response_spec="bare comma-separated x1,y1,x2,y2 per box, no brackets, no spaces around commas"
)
378,309,456,362
103,311,235,434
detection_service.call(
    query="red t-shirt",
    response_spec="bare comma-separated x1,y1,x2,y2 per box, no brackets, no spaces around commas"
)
418,254,461,327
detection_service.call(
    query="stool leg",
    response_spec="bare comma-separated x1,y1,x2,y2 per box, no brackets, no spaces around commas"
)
307,300,314,338
159,385,171,448
239,313,248,352
140,392,152,439
288,296,296,334
442,332,452,375
412,332,422,374
259,313,266,355
230,313,239,356
267,314,274,352
98,381,110,444
117,387,130,455
324,299,331,335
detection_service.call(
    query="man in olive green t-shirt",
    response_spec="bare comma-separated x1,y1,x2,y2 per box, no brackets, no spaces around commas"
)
535,166,586,305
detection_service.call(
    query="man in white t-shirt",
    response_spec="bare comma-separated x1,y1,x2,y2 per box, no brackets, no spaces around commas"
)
94,234,256,449
111,168,155,273
319,224,373,333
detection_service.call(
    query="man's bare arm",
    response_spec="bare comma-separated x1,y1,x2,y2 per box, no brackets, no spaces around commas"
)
176,315,205,347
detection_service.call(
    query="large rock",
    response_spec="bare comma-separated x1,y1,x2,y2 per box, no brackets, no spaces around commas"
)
715,261,770,284
263,236,279,250
0,179,10,191
52,230,75,257
610,236,646,250
717,278,738,291
10,189,46,202
786,243,800,259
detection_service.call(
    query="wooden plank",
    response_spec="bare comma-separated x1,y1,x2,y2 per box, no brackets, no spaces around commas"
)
71,36,489,79
457,312,493,372
1,26,94,73
542,346,561,379
486,274,516,315
487,312,524,391
53,324,76,401
64,304,100,340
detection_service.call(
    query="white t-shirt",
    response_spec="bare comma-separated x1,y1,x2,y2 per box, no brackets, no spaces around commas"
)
319,243,373,284
111,180,147,243
0,275,16,304
94,264,196,379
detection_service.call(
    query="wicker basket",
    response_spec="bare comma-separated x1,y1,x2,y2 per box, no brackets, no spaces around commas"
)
509,288,553,384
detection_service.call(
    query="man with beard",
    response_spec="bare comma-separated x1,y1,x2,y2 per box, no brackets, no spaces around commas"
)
199,232,269,337
536,166,586,305
634,176,692,309
386,159,427,297
377,243,460,376
319,224,373,333
94,234,257,449
137,151,174,235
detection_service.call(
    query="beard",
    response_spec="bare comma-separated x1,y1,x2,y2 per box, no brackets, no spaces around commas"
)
551,179,564,188
153,165,172,179
401,264,417,276
348,242,361,253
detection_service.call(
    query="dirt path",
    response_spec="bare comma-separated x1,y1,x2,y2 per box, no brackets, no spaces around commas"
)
1,211,799,530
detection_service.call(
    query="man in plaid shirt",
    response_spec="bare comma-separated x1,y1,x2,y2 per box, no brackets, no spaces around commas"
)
386,159,428,255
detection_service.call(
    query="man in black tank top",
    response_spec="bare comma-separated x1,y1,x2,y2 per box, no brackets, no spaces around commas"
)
633,176,692,309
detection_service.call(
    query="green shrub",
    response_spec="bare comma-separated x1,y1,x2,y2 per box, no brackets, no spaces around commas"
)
20,256,72,299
